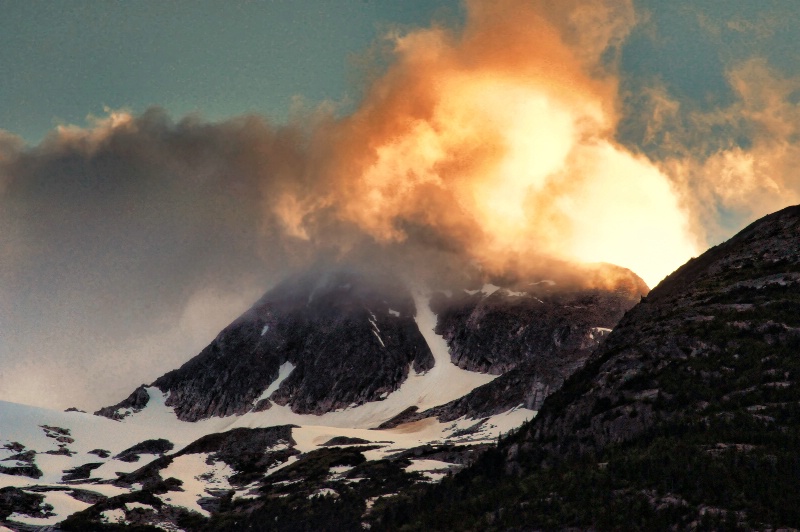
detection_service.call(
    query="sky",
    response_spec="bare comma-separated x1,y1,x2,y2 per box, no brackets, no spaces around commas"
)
1,0,800,410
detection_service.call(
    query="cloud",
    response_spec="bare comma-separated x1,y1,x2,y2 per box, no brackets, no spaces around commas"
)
0,110,299,408
633,59,800,245
271,0,697,286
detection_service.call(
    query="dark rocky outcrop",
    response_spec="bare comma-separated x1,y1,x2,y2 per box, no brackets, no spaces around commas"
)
178,425,298,478
114,438,174,462
114,425,298,489
94,385,150,420
421,356,575,423
87,448,110,458
321,436,373,446
431,271,644,375
377,275,644,427
61,462,104,481
64,426,301,530
0,486,53,521
0,443,41,479
378,352,593,429
100,262,646,424
0,463,42,479
58,486,192,531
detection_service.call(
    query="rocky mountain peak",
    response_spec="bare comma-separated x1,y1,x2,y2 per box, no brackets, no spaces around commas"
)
98,267,434,422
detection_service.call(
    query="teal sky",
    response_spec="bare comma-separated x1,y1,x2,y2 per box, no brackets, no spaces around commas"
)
2,1,798,145
625,0,799,105
0,0,462,144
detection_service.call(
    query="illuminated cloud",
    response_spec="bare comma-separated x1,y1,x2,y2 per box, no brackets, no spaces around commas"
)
272,0,698,287
640,59,800,245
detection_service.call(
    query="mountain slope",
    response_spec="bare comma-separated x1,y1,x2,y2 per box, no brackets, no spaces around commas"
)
101,269,435,421
374,204,800,530
1,264,645,530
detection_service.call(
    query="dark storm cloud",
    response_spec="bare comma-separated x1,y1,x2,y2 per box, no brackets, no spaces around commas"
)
0,109,313,407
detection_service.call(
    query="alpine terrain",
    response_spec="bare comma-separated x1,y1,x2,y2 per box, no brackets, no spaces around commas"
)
0,262,644,530
375,205,800,530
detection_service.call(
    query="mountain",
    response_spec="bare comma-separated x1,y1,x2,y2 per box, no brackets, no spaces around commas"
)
101,269,435,421
0,263,643,530
375,205,800,530
98,267,643,424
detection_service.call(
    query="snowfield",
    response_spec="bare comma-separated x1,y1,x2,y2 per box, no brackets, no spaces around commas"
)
0,293,536,529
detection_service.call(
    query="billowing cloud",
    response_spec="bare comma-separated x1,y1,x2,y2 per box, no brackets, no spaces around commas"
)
0,110,294,408
271,0,697,287
633,59,800,245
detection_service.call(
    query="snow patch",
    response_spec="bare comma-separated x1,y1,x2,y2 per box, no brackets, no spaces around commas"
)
158,453,233,516
372,331,386,348
405,459,454,473
329,465,354,475
481,284,501,296
589,326,613,341
254,362,296,404
8,489,91,526
368,314,385,347
260,324,269,336
100,508,127,524
503,289,527,297
464,284,504,297
388,309,400,317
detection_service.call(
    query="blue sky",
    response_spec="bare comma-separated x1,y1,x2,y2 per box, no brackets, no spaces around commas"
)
1,0,463,143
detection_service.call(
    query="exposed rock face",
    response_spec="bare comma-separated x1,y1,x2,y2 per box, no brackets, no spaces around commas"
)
178,425,298,477
114,438,174,462
102,269,435,421
0,443,42,479
421,357,574,423
387,274,645,423
100,264,646,424
112,425,298,492
0,486,53,521
533,205,800,457
94,385,149,420
432,275,644,375
61,462,103,481
377,356,574,429
321,436,372,446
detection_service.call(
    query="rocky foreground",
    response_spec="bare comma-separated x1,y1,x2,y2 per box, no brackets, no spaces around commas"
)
376,205,800,530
